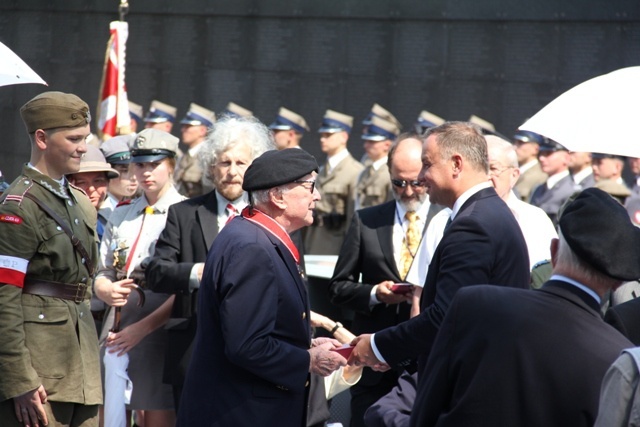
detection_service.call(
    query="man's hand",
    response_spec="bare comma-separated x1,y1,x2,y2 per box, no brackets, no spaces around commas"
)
308,341,347,377
375,281,413,305
348,334,390,372
13,385,48,427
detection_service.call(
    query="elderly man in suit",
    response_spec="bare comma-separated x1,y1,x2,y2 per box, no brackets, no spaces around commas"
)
415,188,638,426
329,133,444,427
177,149,347,427
145,115,274,409
349,121,530,379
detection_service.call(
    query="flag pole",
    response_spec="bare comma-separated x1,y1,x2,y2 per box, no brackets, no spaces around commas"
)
119,0,129,22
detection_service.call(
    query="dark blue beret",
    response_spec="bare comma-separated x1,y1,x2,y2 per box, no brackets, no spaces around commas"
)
242,149,319,192
559,187,640,281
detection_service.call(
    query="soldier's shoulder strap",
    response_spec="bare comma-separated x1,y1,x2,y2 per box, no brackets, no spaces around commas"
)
21,192,95,276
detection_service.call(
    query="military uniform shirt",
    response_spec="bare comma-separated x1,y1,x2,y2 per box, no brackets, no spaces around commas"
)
0,165,102,404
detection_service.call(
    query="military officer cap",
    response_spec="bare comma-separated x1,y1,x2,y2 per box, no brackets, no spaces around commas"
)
128,101,144,122
415,110,445,133
591,152,626,162
362,103,401,129
76,145,119,179
513,129,547,145
222,102,253,118
180,103,216,127
100,135,134,165
243,148,319,192
559,187,640,281
362,116,400,142
144,100,177,124
318,109,353,134
130,128,179,162
537,138,568,152
468,115,496,134
20,91,91,134
269,107,310,134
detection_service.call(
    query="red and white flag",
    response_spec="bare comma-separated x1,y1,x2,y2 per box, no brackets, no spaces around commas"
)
97,21,130,140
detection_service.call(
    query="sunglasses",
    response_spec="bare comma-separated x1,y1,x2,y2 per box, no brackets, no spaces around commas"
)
391,179,426,189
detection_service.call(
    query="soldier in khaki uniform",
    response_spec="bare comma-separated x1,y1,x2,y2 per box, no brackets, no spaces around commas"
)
513,130,548,201
269,106,309,150
174,103,216,198
304,109,364,255
0,92,101,426
354,116,400,211
144,100,177,133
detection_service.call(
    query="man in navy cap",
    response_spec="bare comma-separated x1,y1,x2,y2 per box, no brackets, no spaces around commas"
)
354,116,400,211
412,188,638,426
513,130,548,201
304,109,364,255
529,137,576,226
414,110,445,135
174,103,216,198
177,148,347,427
269,107,310,150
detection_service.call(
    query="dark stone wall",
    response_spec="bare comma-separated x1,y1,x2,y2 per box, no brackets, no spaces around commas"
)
0,0,639,181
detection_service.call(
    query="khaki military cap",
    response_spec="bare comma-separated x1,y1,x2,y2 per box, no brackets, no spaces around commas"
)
318,109,353,133
101,135,134,165
144,100,177,123
416,110,446,130
180,103,216,127
130,128,179,162
223,102,253,118
269,107,310,133
362,116,400,141
363,103,402,129
469,115,496,133
20,91,91,133
128,101,144,122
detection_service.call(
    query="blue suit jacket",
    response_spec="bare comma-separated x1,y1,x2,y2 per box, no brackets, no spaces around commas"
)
177,217,311,427
374,187,530,372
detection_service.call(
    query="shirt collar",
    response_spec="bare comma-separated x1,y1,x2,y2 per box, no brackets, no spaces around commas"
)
546,170,570,189
572,168,592,185
549,274,601,305
519,159,539,174
215,191,248,216
327,149,350,171
450,182,492,220
371,156,388,171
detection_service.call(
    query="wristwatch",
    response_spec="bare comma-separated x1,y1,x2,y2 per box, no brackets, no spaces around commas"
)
330,322,343,335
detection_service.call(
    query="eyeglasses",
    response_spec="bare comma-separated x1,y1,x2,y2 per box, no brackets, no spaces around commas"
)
293,180,316,193
489,165,514,177
391,179,426,189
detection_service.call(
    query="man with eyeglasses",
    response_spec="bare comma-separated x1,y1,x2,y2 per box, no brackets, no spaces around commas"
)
145,115,274,410
177,148,348,427
486,135,557,270
329,133,445,427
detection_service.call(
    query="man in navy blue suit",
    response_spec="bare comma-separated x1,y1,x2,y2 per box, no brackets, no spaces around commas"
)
414,188,638,426
177,149,347,427
349,121,530,375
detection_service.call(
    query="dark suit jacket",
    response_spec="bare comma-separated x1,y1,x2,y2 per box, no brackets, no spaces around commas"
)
605,296,640,345
177,217,311,427
145,190,219,386
412,281,633,427
374,187,530,372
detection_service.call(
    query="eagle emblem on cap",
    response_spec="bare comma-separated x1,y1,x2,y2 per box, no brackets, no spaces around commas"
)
136,135,146,147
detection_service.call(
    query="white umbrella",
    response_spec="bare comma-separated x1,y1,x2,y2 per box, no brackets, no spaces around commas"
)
520,66,640,158
103,349,132,427
0,41,47,87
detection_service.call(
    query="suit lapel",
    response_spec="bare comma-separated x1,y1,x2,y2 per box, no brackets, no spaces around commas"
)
374,202,400,278
272,237,309,308
198,191,219,250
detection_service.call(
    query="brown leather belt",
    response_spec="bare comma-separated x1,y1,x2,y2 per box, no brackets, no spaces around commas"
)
23,278,89,303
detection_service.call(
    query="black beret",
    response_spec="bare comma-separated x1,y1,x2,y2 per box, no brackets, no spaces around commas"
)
559,187,640,281
243,149,319,192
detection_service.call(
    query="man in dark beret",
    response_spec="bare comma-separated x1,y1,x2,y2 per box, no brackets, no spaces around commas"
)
177,148,347,427
0,91,102,426
410,187,638,427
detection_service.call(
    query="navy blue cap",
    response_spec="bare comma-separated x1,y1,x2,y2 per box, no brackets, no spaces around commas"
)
538,138,567,152
144,100,177,124
222,102,253,119
269,107,310,133
591,152,626,161
514,130,547,145
180,103,215,127
362,116,400,141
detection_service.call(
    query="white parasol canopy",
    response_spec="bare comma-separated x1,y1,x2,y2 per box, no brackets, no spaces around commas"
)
520,66,640,158
0,41,47,87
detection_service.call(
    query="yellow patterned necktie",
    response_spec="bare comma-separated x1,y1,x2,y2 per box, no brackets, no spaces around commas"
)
399,211,420,279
